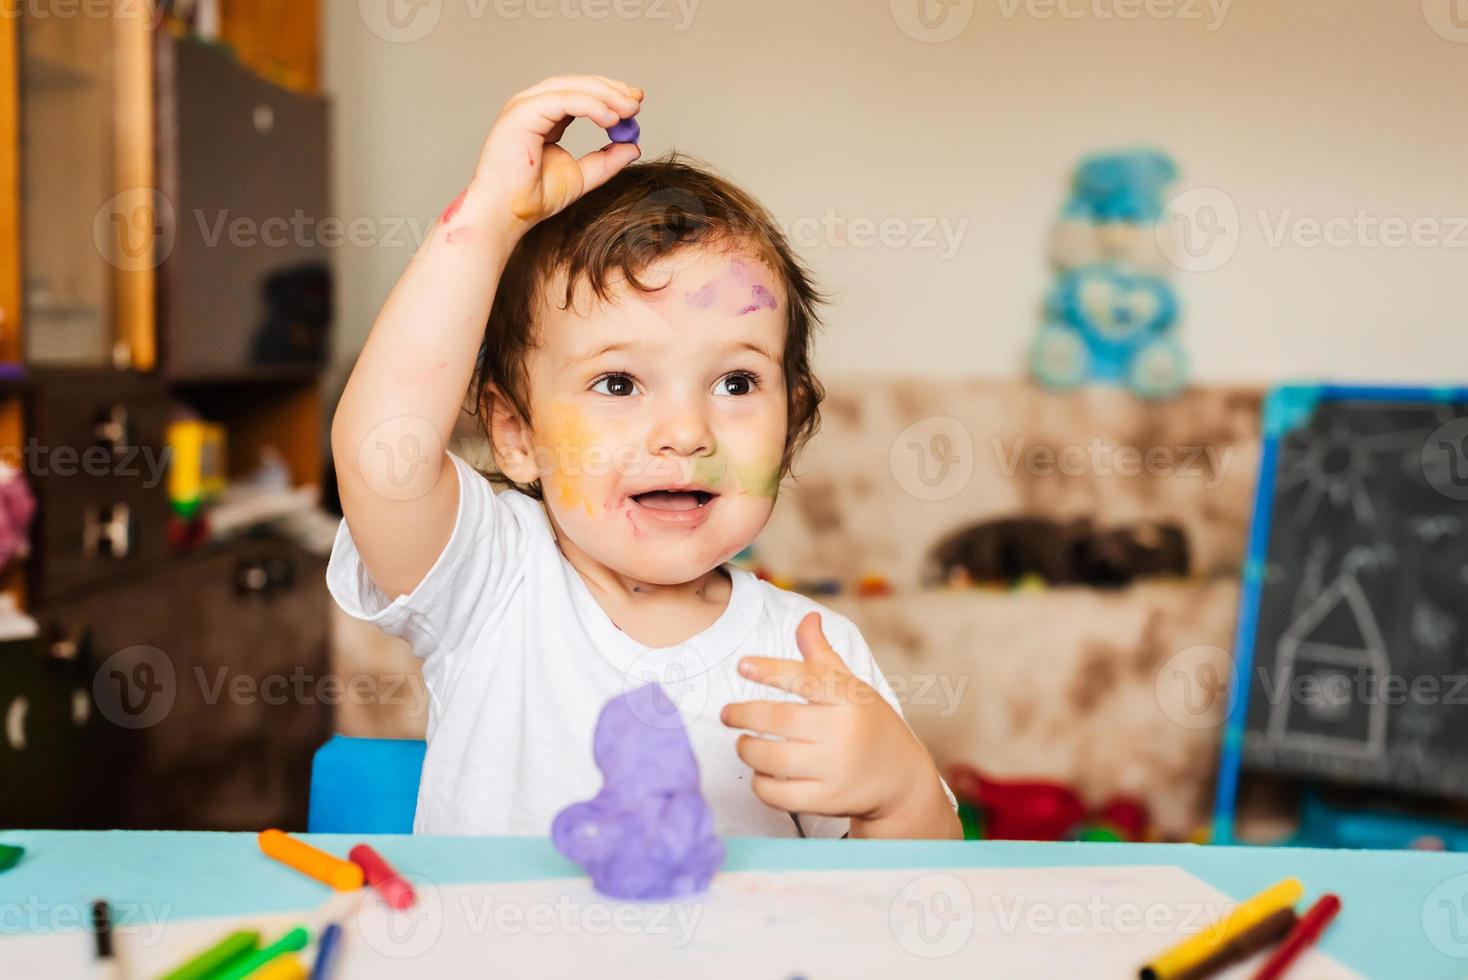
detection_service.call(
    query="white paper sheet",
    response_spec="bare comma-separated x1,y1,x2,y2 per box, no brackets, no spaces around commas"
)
0,865,1357,979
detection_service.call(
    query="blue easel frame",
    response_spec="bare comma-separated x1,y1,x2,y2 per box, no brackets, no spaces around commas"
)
1210,383,1468,844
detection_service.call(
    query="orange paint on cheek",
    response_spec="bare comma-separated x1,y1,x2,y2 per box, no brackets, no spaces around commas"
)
541,404,600,517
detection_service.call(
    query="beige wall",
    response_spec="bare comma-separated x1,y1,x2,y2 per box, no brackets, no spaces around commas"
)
323,0,1468,387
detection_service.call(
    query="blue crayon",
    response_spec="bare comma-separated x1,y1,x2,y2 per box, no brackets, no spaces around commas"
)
309,922,343,980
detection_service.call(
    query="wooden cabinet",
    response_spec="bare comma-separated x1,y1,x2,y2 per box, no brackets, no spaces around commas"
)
25,369,173,603
0,4,333,831
16,1,154,370
26,535,331,830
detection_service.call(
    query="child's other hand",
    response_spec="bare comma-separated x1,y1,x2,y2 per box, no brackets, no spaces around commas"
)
721,613,961,839
470,75,643,238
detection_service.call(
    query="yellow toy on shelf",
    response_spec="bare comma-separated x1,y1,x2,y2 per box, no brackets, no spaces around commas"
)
166,419,227,518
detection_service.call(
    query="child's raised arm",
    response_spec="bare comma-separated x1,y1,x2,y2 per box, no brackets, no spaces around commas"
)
331,76,643,598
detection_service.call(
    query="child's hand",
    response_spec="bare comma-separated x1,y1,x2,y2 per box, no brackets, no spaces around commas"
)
469,75,644,238
721,613,961,839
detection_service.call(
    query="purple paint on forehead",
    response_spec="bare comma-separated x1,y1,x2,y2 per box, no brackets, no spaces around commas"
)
729,258,757,283
737,284,779,316
685,280,720,309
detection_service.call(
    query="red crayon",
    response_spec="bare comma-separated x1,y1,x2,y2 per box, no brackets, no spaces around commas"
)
348,844,416,910
1251,893,1341,980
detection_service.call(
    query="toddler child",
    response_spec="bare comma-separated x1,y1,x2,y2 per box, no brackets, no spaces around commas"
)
328,75,959,839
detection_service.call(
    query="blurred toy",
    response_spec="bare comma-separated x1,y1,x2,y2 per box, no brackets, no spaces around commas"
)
855,574,892,597
1064,148,1176,225
957,801,984,841
0,465,35,571
800,578,842,596
929,517,1189,590
166,419,227,518
1051,148,1177,273
1035,148,1189,397
1096,796,1150,841
1031,264,1186,398
1290,787,1468,852
946,763,1151,842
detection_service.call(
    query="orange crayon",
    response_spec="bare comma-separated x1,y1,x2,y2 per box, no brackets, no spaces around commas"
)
258,830,363,891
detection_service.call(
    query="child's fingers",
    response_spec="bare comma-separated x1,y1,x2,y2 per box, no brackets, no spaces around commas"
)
508,90,625,136
794,612,849,672
736,735,824,780
737,657,845,704
750,774,823,814
543,115,575,145
720,699,823,739
588,74,643,101
575,143,641,196
514,75,641,118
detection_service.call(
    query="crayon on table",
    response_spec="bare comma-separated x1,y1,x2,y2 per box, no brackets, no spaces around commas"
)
1251,894,1342,980
1139,877,1304,980
251,953,308,980
308,921,343,980
89,899,113,960
259,829,363,891
214,925,310,980
158,929,261,980
1173,906,1296,980
349,843,416,909
0,843,22,872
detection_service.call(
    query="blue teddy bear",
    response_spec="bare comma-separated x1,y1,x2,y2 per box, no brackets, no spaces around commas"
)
1062,149,1178,225
1031,264,1187,398
1051,149,1179,274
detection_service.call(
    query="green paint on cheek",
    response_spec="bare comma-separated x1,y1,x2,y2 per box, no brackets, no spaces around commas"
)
731,457,786,501
693,451,780,498
691,454,729,488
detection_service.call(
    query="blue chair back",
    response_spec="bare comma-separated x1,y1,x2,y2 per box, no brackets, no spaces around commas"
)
308,735,426,834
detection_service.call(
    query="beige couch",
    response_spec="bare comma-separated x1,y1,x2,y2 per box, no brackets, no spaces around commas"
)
332,378,1262,840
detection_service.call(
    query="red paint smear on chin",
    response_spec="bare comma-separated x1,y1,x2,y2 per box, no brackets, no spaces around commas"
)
440,188,467,225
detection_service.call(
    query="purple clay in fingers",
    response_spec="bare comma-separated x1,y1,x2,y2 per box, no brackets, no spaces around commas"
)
606,117,641,144
551,683,725,900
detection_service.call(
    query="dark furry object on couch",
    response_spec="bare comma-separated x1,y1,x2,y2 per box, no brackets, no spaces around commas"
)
929,517,1190,589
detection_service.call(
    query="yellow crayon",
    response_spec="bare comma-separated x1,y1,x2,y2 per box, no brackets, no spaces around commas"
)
1139,877,1303,980
248,952,307,980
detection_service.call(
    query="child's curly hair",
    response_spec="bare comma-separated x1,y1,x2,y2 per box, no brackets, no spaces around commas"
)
472,154,825,499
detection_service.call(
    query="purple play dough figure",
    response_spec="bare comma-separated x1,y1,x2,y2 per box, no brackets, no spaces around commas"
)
551,683,725,900
606,117,641,144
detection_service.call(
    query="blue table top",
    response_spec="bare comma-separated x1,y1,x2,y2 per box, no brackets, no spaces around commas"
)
2,831,1465,976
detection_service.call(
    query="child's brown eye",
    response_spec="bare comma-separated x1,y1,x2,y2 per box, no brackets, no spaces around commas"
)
717,372,758,396
592,374,637,396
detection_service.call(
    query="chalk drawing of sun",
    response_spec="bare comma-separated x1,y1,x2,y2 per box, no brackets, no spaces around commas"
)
1275,419,1425,526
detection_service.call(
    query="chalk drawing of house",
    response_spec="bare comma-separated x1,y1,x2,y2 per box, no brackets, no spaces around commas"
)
1265,569,1389,760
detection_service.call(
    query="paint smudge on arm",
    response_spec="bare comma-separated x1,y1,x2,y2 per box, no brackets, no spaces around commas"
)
440,188,468,225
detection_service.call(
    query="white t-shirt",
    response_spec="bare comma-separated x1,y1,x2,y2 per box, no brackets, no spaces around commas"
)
327,452,919,838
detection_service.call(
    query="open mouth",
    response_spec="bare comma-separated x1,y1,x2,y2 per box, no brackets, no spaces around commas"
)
630,489,717,512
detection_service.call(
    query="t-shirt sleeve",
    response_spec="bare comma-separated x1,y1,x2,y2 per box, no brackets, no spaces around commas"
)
798,611,959,840
326,451,528,657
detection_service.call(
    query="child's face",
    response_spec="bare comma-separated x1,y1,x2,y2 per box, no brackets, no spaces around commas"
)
513,246,789,585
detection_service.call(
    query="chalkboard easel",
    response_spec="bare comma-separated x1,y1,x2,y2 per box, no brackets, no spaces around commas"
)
1213,384,1468,845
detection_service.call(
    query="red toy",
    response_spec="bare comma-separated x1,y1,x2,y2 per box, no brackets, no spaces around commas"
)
946,763,1150,842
